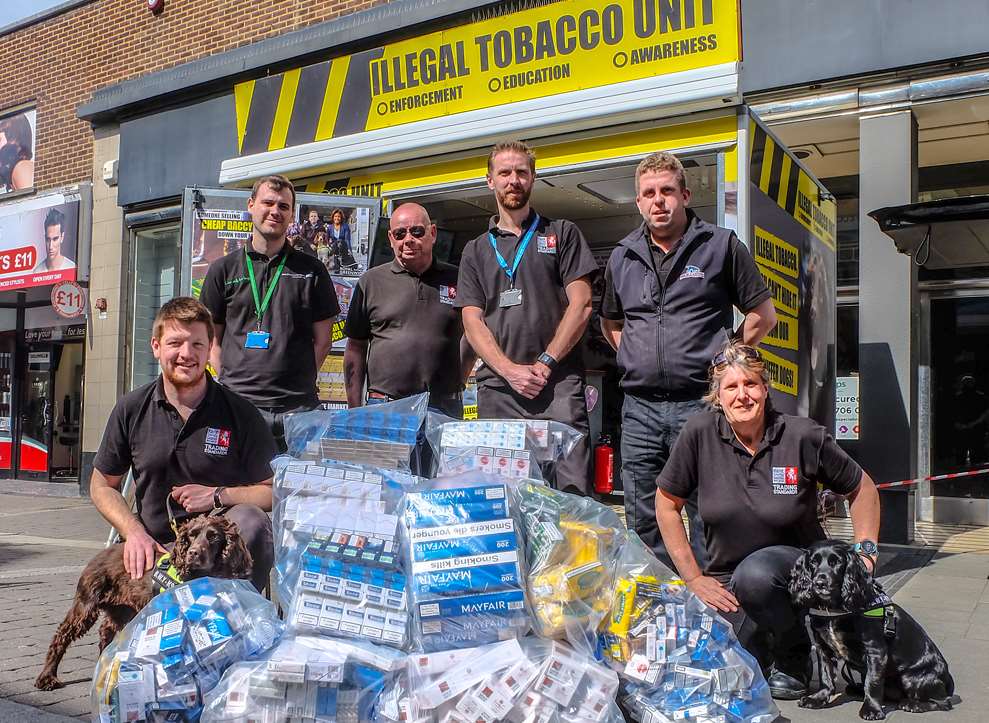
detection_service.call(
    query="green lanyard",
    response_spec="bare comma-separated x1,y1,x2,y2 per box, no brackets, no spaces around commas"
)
245,247,288,330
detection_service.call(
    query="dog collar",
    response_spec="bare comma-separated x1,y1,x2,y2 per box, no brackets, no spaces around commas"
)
151,552,184,596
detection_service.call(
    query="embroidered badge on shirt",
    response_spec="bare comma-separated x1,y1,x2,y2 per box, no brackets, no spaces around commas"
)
204,428,231,456
537,235,557,254
439,285,457,305
772,466,799,495
679,265,705,280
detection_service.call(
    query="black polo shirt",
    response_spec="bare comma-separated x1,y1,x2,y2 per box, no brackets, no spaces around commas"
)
93,375,277,544
658,410,863,580
455,209,599,387
343,258,463,399
200,243,340,410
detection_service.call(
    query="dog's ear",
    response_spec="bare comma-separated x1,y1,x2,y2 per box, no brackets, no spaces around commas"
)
841,547,872,611
217,519,254,580
171,520,193,574
789,551,815,607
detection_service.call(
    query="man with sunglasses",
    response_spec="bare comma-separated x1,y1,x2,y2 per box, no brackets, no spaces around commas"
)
200,175,340,452
344,204,475,469
600,151,777,567
456,141,599,495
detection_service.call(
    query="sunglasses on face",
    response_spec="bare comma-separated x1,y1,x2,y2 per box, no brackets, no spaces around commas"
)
711,346,762,368
390,225,427,240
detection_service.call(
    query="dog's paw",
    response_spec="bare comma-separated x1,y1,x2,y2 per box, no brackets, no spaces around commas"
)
858,702,886,720
34,673,62,691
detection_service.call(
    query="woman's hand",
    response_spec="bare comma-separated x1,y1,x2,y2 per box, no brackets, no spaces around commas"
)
686,575,740,613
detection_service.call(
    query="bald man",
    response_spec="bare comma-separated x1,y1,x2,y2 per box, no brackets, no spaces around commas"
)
344,204,475,466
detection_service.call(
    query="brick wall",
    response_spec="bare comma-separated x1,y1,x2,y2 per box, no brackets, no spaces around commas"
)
0,0,389,192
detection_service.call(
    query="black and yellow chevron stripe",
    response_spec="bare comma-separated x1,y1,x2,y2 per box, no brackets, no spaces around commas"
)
235,49,384,156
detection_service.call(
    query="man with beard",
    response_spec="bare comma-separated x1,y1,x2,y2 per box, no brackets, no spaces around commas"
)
201,175,340,452
89,297,278,592
600,151,776,568
343,203,475,472
456,141,598,494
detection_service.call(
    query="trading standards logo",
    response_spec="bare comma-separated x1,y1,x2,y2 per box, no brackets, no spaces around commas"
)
772,466,799,495
439,285,457,305
204,428,231,456
678,265,705,280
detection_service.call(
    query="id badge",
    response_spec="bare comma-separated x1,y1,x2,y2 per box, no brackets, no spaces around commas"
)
245,330,271,349
499,288,523,307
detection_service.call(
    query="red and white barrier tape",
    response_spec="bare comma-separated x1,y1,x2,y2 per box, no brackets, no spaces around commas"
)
873,466,989,490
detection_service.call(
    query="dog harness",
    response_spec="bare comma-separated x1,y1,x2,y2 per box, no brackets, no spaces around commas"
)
807,588,897,638
151,553,184,595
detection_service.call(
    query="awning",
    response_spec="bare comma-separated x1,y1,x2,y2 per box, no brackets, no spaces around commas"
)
869,196,989,270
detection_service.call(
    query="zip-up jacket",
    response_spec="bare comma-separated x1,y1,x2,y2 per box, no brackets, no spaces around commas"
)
602,212,771,395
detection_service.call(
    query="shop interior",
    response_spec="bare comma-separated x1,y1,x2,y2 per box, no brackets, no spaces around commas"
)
375,153,722,490
0,286,85,482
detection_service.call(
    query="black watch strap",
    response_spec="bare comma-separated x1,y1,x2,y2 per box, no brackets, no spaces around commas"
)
537,352,558,370
213,487,224,510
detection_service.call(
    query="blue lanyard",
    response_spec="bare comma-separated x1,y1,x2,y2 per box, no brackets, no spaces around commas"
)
488,214,540,287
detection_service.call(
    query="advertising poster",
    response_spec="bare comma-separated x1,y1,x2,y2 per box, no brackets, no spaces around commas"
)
749,119,837,428
191,209,252,298
0,193,79,291
330,275,357,350
295,204,371,278
0,108,36,195
318,353,348,405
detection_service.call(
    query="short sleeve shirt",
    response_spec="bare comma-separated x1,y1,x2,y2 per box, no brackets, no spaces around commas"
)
455,209,599,386
200,244,340,410
93,375,278,543
658,411,863,580
343,259,463,398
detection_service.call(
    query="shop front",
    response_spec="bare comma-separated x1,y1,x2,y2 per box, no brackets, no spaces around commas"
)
0,188,91,483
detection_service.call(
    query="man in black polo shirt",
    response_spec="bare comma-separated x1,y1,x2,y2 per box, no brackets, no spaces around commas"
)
90,297,278,592
343,202,473,417
343,203,475,473
200,174,340,452
600,151,777,565
457,141,599,495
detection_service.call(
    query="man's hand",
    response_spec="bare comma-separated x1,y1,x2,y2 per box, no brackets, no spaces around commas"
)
123,520,166,580
685,575,739,613
503,363,547,399
532,361,552,381
171,484,216,514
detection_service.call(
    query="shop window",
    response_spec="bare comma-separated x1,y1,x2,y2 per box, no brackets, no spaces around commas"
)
131,224,179,390
836,303,858,376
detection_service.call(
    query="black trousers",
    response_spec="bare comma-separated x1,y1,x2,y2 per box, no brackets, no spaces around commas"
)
720,545,809,675
477,373,591,496
256,402,319,454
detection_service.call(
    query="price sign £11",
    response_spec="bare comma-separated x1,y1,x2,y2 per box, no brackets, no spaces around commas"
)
51,280,87,319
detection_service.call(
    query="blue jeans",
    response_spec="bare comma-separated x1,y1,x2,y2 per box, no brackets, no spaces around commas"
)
620,393,708,570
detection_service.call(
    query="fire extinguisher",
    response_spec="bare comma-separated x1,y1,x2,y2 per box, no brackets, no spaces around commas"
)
594,434,614,494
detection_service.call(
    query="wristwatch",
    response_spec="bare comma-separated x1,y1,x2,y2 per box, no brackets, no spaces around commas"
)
213,487,225,510
536,352,558,370
853,539,879,564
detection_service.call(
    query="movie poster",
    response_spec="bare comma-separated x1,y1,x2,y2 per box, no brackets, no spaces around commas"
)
0,193,79,290
190,209,252,298
0,108,36,196
294,204,372,278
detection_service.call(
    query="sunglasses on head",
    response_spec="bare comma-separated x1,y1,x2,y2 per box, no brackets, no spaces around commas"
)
711,346,762,368
390,225,427,241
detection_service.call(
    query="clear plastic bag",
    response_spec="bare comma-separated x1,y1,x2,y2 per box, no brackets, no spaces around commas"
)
600,535,779,723
401,473,531,652
200,634,405,723
425,417,583,481
271,458,418,649
90,578,282,723
381,637,624,722
283,393,429,470
513,481,627,656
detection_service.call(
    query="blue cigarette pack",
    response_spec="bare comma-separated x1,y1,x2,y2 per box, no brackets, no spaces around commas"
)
416,589,529,651
412,531,517,562
412,484,507,505
405,498,510,527
412,561,522,596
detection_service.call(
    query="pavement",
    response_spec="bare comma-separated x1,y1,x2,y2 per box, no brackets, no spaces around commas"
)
0,490,988,722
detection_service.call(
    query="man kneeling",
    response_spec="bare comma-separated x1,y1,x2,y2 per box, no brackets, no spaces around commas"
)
91,297,278,592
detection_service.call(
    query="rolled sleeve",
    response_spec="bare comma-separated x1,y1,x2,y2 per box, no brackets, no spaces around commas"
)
454,242,486,309
656,419,701,499
342,280,370,340
818,432,864,495
557,221,600,286
199,264,227,325
311,266,341,322
239,407,278,484
730,234,772,312
599,259,624,320
93,403,132,477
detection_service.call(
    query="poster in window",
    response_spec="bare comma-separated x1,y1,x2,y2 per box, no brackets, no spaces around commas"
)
0,193,79,291
191,209,252,298
330,275,357,351
0,108,35,196
294,204,370,278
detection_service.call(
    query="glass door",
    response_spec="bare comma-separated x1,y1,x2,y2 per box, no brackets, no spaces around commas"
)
50,341,83,480
18,342,52,476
